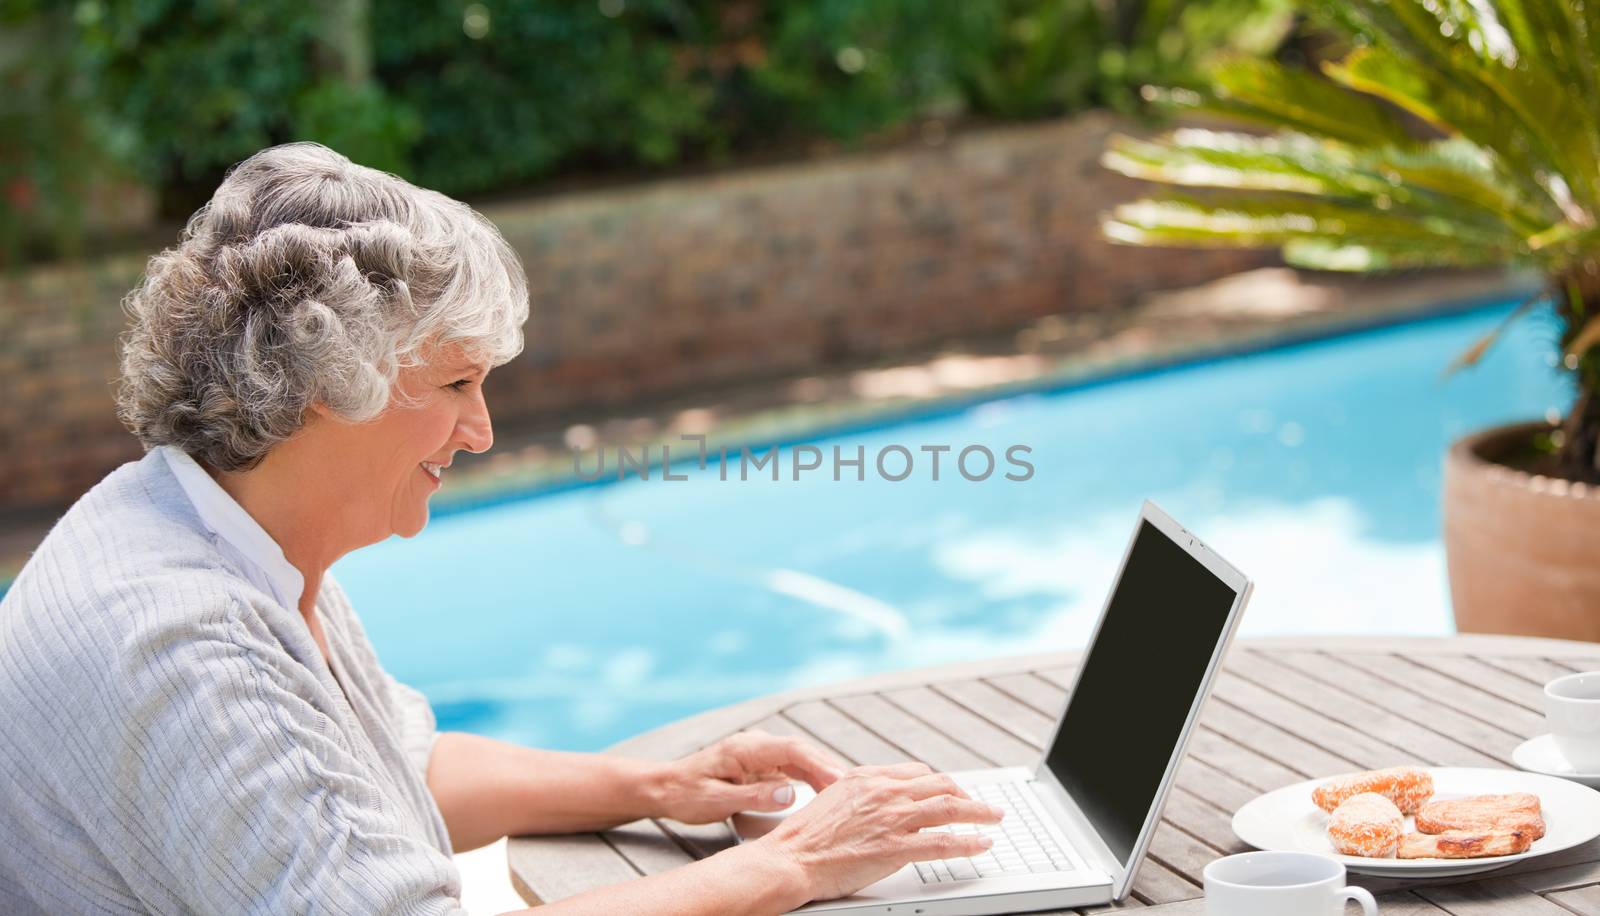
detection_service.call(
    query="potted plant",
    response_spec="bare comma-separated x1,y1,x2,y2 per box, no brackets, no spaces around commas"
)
1098,0,1600,639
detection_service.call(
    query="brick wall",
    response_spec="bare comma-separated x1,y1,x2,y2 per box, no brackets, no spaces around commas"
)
483,111,1267,417
0,252,151,509
0,111,1267,515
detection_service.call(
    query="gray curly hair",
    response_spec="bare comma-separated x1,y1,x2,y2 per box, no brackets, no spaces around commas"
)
116,141,529,471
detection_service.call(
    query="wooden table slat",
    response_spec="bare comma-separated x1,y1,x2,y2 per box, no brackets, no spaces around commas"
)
509,637,1600,914
1549,885,1600,913
1363,892,1461,914
1275,651,1526,766
1180,726,1305,793
1125,849,1202,905
985,671,1071,717
507,833,641,906
826,693,988,772
782,699,906,767
934,678,1056,748
1197,698,1361,778
741,712,852,763
652,817,736,861
881,684,1038,766
1336,652,1547,738
1228,651,1504,768
1509,853,1600,893
1037,666,1077,692
1210,670,1428,770
1475,655,1582,689
1418,876,1579,914
1403,654,1548,715
1156,786,1246,856
598,819,697,876
1169,756,1265,814
1499,836,1600,882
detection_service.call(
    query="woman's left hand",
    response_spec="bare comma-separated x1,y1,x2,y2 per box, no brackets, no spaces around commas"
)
651,730,848,824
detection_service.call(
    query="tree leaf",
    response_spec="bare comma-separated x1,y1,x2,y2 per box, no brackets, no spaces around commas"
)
1442,289,1549,376
1158,55,1415,147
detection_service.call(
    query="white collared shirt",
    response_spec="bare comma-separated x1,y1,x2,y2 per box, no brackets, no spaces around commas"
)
158,445,307,611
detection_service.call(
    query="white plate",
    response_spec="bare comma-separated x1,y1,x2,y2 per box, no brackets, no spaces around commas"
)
1514,735,1600,788
1232,767,1600,877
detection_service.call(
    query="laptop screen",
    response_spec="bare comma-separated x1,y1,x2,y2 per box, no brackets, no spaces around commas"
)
1043,518,1240,866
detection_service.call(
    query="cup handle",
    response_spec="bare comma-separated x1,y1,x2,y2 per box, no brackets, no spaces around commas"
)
1342,885,1378,915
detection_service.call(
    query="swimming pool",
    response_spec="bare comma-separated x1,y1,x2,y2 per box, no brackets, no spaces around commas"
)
334,299,1575,752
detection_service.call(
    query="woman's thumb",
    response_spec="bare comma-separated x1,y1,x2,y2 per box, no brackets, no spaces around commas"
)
746,780,797,811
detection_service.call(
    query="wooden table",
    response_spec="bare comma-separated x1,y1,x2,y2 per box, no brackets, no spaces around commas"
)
509,635,1600,913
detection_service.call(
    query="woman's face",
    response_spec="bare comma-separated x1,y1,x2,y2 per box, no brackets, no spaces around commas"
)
314,341,495,543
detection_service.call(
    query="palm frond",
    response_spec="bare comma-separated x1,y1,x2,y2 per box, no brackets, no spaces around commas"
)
1496,0,1598,105
1104,130,1546,247
1104,191,1520,265
1106,0,1600,464
1354,139,1559,237
1442,288,1549,376
1148,55,1414,147
1330,0,1600,216
1321,47,1557,215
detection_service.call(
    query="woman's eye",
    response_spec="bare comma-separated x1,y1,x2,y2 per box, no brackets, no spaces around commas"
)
447,379,472,391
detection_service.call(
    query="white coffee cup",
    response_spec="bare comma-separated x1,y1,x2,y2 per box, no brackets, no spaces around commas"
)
1547,671,1600,771
1204,851,1377,916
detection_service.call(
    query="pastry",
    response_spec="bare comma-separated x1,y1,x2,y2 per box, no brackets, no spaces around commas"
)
1397,829,1535,859
1313,766,1434,815
1415,793,1545,841
1327,792,1403,858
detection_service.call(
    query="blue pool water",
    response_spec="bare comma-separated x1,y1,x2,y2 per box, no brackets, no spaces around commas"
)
334,300,1575,752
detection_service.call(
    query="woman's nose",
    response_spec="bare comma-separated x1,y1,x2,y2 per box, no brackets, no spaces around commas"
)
458,389,494,454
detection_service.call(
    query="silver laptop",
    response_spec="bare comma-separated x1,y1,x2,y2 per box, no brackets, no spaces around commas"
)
758,500,1253,914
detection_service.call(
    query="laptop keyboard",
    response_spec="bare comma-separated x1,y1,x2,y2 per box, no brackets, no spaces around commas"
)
914,782,1080,884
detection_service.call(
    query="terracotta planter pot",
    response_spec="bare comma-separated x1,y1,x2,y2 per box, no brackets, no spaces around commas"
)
1444,421,1600,640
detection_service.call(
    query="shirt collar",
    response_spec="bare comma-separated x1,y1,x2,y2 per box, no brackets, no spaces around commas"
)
158,445,307,610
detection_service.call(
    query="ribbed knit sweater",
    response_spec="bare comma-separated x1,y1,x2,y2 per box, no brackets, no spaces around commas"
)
0,447,466,914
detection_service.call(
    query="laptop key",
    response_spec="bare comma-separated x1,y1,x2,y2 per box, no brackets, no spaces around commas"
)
947,859,980,881
923,780,1084,881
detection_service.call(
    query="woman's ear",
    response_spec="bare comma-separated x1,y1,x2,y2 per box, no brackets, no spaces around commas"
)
304,401,336,422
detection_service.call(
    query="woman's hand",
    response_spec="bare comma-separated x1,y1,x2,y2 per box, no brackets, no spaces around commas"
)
651,730,848,825
755,762,1004,902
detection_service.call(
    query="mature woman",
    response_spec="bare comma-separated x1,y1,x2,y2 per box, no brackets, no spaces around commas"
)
0,143,997,914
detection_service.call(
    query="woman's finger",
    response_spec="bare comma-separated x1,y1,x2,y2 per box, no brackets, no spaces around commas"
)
737,779,801,812
734,734,848,790
848,761,934,781
901,830,994,863
900,796,1004,831
899,773,972,802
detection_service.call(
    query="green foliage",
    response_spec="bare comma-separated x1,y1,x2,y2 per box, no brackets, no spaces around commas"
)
288,82,420,179
748,0,963,141
373,1,714,197
0,0,111,264
68,0,418,214
946,0,1295,120
1102,0,1600,478
1097,0,1296,112
4,0,1293,261
949,0,1105,119
75,0,322,189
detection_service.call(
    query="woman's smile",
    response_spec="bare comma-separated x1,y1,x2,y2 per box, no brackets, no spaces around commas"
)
420,460,448,485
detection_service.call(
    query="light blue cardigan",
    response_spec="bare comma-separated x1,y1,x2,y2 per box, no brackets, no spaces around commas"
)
0,447,465,914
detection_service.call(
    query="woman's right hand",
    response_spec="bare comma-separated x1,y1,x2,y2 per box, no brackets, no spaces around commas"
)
753,762,1004,903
